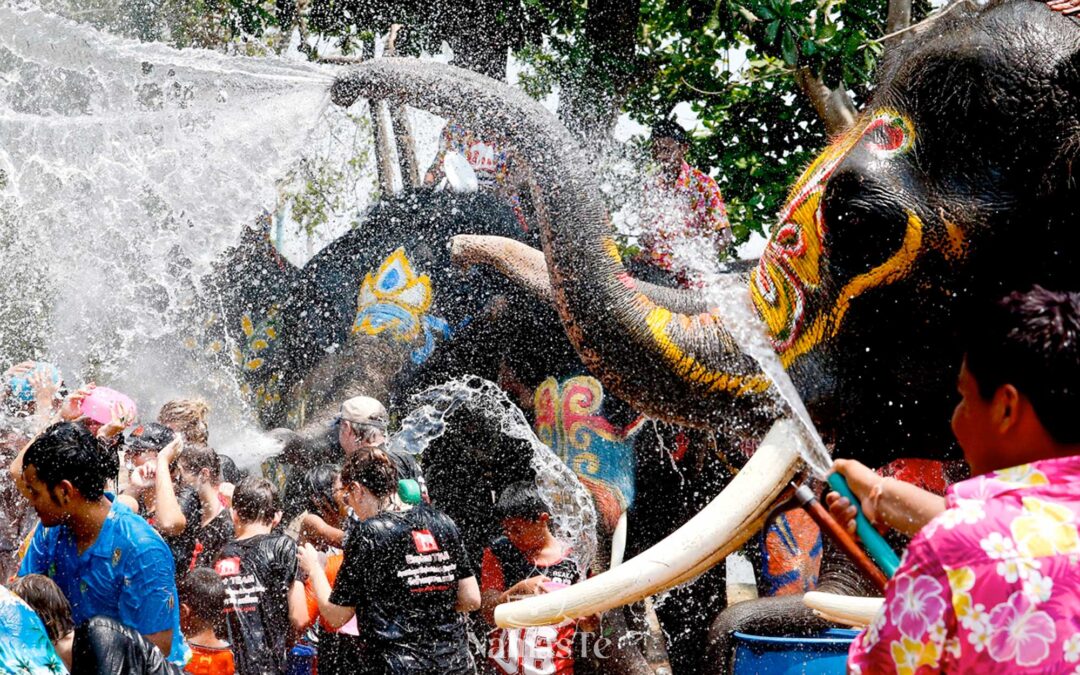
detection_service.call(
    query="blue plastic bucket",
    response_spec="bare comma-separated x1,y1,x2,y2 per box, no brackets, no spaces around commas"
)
285,643,316,675
731,628,859,674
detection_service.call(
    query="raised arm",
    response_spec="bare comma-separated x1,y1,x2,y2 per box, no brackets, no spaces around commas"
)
152,437,187,536
297,543,356,630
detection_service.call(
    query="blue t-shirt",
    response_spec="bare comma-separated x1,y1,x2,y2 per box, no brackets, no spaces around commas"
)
19,497,189,666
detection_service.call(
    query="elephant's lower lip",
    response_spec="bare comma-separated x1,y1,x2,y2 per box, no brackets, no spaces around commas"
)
493,419,807,628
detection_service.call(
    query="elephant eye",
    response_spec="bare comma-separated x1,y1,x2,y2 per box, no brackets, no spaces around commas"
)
820,169,909,279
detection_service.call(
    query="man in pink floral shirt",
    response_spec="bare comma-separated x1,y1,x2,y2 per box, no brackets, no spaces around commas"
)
847,286,1080,673
638,121,732,285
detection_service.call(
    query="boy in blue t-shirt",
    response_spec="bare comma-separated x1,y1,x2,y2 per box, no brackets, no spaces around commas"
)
14,421,188,666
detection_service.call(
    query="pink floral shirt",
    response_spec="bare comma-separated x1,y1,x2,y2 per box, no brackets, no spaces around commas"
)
849,456,1080,674
641,161,732,277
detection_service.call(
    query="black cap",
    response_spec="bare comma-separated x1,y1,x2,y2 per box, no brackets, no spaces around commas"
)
126,422,175,454
652,118,691,146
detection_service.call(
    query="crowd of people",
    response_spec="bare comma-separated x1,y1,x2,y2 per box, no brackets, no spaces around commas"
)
0,370,593,675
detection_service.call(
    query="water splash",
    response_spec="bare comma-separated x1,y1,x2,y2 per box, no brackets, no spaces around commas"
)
632,174,833,476
390,376,598,577
0,6,339,466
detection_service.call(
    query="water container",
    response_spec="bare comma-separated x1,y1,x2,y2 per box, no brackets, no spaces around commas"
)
285,643,316,675
79,386,137,425
731,628,859,675
7,362,61,403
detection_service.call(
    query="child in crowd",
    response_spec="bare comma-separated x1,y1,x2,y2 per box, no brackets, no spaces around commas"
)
215,477,308,675
176,444,234,571
831,287,1080,673
180,567,235,675
480,481,584,675
291,465,361,675
9,573,74,671
286,463,346,550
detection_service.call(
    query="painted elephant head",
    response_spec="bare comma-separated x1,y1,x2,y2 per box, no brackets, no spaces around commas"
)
329,0,1080,627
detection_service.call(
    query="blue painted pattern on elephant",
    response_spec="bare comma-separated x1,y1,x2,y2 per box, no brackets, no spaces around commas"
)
758,509,823,596
534,375,644,528
353,247,459,364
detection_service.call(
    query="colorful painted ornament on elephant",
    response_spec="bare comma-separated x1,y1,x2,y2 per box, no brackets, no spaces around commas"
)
751,109,922,366
353,247,454,365
760,509,823,596
534,376,643,530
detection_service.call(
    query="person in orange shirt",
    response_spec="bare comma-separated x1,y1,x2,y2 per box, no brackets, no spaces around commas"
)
180,567,235,675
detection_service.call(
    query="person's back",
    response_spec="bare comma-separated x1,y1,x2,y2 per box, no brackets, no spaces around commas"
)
215,477,303,675
849,287,1080,672
333,504,475,674
72,616,183,675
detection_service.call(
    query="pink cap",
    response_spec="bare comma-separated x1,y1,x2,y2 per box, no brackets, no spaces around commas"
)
79,387,137,426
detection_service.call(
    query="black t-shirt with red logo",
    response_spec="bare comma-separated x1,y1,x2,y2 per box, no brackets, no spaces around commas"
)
214,533,298,675
481,537,583,675
329,504,475,675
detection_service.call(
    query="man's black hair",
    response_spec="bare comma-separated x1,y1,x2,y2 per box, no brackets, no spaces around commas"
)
964,285,1080,444
303,464,340,514
651,119,691,146
231,476,279,524
495,480,549,521
178,567,227,626
23,422,109,501
219,454,243,484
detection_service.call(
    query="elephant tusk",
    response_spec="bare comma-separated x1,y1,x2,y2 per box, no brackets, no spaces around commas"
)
494,419,806,628
450,235,554,303
803,591,884,628
609,511,628,569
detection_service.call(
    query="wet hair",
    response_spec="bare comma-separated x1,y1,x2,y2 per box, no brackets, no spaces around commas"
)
231,476,279,524
964,285,1080,444
10,574,73,642
178,443,221,485
157,398,209,444
23,422,110,501
178,567,226,627
219,454,243,484
303,464,341,515
341,451,395,499
495,480,549,522
651,119,691,146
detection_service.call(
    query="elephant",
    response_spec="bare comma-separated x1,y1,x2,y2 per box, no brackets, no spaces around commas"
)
198,185,684,672
327,0,1080,669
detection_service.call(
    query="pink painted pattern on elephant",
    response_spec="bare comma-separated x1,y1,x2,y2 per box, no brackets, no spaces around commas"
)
848,455,1080,674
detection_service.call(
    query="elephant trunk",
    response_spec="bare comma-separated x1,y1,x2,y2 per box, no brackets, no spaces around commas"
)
332,60,773,429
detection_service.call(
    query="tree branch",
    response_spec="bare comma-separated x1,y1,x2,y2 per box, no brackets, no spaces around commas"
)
795,67,857,137
885,0,912,37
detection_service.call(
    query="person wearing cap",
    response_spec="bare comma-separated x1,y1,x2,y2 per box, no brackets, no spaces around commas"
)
634,119,733,287
338,396,428,506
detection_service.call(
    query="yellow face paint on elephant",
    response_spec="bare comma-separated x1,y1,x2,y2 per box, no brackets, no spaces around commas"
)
750,109,920,367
